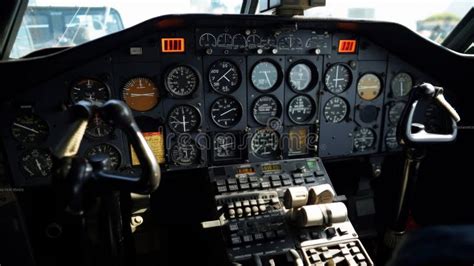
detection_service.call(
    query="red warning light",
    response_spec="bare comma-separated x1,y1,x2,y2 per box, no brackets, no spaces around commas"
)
161,38,185,53
338,40,357,53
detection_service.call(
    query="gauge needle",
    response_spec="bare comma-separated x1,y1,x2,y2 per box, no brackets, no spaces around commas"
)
182,115,187,132
400,82,404,96
129,93,155,97
35,159,43,172
219,108,236,117
13,123,40,134
263,71,271,86
218,69,233,82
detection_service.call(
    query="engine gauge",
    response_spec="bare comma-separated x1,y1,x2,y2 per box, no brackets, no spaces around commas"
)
324,64,352,94
251,60,281,92
19,149,53,178
165,65,199,97
210,97,242,128
287,95,315,124
122,77,159,112
198,33,216,47
385,127,399,150
353,128,376,152
247,34,262,49
388,102,406,125
252,95,282,126
324,97,349,123
86,113,113,138
208,60,241,94
170,137,199,166
288,62,315,92
213,133,241,160
391,72,413,97
12,113,49,144
167,105,201,133
70,78,110,103
216,33,233,48
85,143,121,170
251,128,279,158
232,34,247,49
357,73,382,101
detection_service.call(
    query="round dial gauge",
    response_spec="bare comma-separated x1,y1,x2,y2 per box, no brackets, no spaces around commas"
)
86,144,121,170
167,105,201,133
199,33,216,47
86,113,113,138
170,137,199,166
208,60,241,94
385,127,399,150
251,128,279,158
165,65,199,97
252,95,282,126
388,102,406,125
288,62,314,92
20,149,53,178
70,79,110,103
210,97,242,128
288,95,315,124
214,133,240,160
11,113,49,144
324,97,349,123
324,64,352,94
122,77,159,112
357,73,382,101
391,72,413,97
353,128,376,152
251,60,281,91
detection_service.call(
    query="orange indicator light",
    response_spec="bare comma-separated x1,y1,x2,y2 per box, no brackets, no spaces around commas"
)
338,40,357,53
161,38,185,53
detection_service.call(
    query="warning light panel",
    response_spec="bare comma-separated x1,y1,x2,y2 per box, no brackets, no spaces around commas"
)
338,40,357,53
161,38,185,53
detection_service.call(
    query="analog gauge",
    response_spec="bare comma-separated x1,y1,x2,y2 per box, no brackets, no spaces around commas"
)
388,102,406,125
288,62,315,92
324,97,349,123
70,78,110,103
324,64,352,94
11,113,49,144
353,128,376,152
288,95,315,124
85,143,121,170
278,36,303,50
247,34,262,49
122,77,159,112
252,95,282,126
165,65,199,97
251,60,281,92
263,36,277,49
208,60,241,94
199,33,216,47
170,137,199,166
213,133,241,160
217,33,233,48
357,73,382,101
251,128,279,158
385,127,399,150
210,97,242,128
86,113,113,138
167,105,201,133
233,34,247,49
19,149,53,178
391,72,413,97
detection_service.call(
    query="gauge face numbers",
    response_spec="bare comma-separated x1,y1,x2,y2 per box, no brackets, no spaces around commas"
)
86,144,121,170
324,97,349,123
122,77,159,112
20,149,53,178
391,72,413,97
353,128,376,152
288,63,314,92
70,79,110,103
324,64,352,94
288,95,315,124
86,113,113,138
251,61,281,92
210,97,242,128
388,102,406,125
357,73,382,101
251,128,279,158
213,133,241,160
170,138,199,166
167,105,201,133
165,65,199,97
208,60,241,94
11,114,49,144
252,95,282,126
385,127,399,150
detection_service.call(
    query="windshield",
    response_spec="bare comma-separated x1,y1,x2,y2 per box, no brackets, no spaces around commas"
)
10,0,474,58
